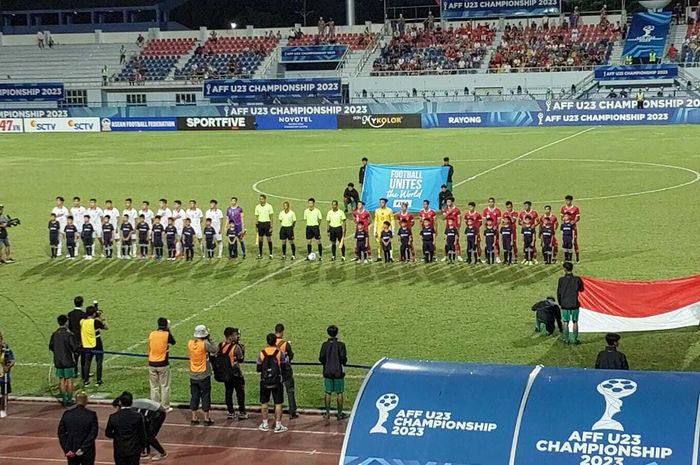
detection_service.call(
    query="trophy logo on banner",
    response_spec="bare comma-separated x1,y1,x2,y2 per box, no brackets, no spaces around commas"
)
592,379,637,431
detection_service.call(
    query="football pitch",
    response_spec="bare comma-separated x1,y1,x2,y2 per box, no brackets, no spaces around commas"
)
1,125,700,409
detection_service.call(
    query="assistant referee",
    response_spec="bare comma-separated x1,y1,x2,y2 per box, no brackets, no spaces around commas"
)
326,200,347,261
304,198,323,260
254,195,274,259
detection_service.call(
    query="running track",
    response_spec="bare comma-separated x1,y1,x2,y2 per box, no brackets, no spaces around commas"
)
0,401,346,465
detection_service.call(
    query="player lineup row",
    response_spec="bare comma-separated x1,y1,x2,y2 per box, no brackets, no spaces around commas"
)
46,195,581,264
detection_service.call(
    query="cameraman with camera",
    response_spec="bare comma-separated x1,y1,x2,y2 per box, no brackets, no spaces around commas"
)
80,303,108,387
0,204,18,264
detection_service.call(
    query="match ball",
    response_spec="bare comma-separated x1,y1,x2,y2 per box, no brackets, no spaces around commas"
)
308,252,318,261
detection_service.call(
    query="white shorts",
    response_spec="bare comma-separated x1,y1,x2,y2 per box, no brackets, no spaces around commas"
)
213,229,222,241
193,226,203,239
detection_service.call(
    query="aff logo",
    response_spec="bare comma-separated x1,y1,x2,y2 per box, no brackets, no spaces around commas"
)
0,119,21,132
592,379,637,431
634,25,661,43
68,120,95,131
30,120,56,131
392,200,413,209
370,393,400,434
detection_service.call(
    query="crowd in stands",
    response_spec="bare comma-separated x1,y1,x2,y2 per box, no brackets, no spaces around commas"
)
680,22,700,64
287,17,378,50
489,19,619,72
372,23,495,74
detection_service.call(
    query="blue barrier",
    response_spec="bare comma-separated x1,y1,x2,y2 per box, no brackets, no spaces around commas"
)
595,64,678,81
341,359,700,465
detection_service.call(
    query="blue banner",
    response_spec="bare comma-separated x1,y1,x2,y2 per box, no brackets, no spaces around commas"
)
0,82,64,102
203,78,341,99
622,12,671,61
514,367,700,465
442,0,559,19
255,114,337,130
360,164,449,212
100,117,177,132
280,45,347,62
594,64,678,80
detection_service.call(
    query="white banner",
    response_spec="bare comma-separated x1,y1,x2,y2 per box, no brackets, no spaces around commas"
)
0,118,24,133
23,117,100,133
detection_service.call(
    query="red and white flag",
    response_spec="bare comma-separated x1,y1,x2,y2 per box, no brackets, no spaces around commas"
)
578,275,700,333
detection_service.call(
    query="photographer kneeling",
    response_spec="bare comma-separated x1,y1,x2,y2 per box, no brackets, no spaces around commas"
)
0,204,18,264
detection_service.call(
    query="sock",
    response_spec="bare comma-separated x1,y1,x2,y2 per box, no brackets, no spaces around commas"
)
325,399,330,416
218,242,223,256
258,241,263,256
307,244,312,254
291,244,296,256
268,241,273,255
240,241,246,256
318,244,322,257
341,245,346,257
282,243,287,256
332,243,337,258
561,325,569,342
262,419,268,426
571,329,579,343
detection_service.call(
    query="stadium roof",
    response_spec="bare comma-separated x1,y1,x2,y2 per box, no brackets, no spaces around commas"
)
1,0,163,11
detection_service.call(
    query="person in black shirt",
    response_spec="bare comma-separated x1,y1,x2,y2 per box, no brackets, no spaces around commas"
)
226,220,239,259
204,219,216,259
49,213,60,258
105,391,147,465
319,325,347,420
181,218,195,261
483,218,497,264
165,218,177,261
120,215,134,259
58,392,98,463
438,185,452,210
81,215,95,260
540,218,555,264
561,214,576,263
500,217,513,265
102,216,115,259
343,183,360,213
595,333,629,370
152,216,164,260
397,220,412,262
465,218,478,264
445,218,459,263
358,157,368,186
355,223,369,262
443,157,454,191
531,297,563,336
521,217,535,265
136,214,150,259
420,219,435,262
557,262,584,345
380,221,393,263
65,216,79,260
67,296,86,379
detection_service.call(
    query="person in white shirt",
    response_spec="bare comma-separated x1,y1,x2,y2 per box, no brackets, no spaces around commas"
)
205,199,225,258
87,199,104,252
37,30,45,48
171,200,187,255
140,201,155,227
51,196,69,257
187,200,205,257
70,197,87,256
102,200,120,257
156,199,172,229
123,198,138,257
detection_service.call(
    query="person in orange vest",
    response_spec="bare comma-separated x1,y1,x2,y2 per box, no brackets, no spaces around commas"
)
148,318,176,412
257,333,288,433
188,325,217,425
274,323,298,418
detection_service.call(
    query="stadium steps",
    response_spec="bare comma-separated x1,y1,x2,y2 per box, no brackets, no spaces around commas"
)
481,29,504,71
354,40,384,76
665,23,687,60
0,43,136,86
339,50,367,77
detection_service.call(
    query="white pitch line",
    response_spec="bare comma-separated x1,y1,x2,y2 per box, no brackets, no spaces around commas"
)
106,262,298,363
452,127,597,188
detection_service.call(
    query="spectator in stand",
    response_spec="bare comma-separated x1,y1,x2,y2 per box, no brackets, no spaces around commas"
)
600,4,608,25
187,325,217,425
667,43,679,62
209,30,218,43
318,17,326,36
148,318,175,412
328,18,336,38
570,7,580,29
398,14,406,34
58,392,98,465
319,325,348,420
595,333,629,370
119,45,127,65
426,11,435,31
102,65,109,86
136,34,145,48
37,30,45,49
46,31,55,48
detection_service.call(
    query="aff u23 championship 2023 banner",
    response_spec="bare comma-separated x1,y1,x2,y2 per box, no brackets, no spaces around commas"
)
360,164,449,212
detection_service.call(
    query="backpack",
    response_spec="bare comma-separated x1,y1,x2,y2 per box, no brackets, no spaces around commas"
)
260,349,281,388
212,343,235,383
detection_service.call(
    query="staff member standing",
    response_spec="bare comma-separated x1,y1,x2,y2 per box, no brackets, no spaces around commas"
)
148,318,175,412
595,333,629,370
254,195,274,260
443,157,454,192
187,325,217,425
67,297,86,378
0,331,16,418
50,315,78,407
319,325,348,420
358,157,368,186
274,324,298,419
80,306,108,387
557,262,584,345
58,393,98,465
106,391,147,465
0,204,15,264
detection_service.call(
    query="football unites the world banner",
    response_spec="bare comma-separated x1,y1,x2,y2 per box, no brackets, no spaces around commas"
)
360,164,450,212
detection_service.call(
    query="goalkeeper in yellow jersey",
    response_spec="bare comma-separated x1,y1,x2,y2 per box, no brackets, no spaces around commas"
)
373,198,394,261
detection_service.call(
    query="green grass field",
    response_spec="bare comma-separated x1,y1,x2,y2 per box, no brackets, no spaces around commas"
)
1,125,700,410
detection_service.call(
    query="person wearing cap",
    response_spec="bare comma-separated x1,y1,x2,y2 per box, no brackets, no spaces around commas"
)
187,325,217,425
58,392,98,465
342,183,360,213
595,333,629,370
148,318,176,412
0,204,15,264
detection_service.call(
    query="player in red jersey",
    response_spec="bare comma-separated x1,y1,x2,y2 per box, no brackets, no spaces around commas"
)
352,201,372,260
518,201,539,260
560,195,581,262
482,197,502,256
396,202,416,260
540,205,559,260
503,201,519,261
442,198,462,261
463,202,483,261
418,200,437,230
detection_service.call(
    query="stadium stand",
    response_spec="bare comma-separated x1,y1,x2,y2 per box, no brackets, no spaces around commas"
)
489,22,619,72
116,37,196,82
681,22,700,64
372,24,495,74
287,32,379,50
174,36,278,81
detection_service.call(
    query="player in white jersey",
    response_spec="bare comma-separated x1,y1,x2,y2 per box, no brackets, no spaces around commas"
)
171,200,187,255
156,198,172,228
51,196,69,256
86,198,104,243
102,200,120,257
140,201,155,227
205,199,225,258
123,198,138,257
70,196,87,256
187,200,205,257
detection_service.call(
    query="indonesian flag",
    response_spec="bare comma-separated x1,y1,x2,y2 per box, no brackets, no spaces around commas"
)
578,275,700,333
